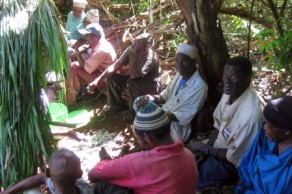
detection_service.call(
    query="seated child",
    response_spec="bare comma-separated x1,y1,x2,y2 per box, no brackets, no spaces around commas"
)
0,148,93,194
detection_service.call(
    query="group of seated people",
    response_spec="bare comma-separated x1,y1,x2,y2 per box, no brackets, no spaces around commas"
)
1,93,291,193
1,1,291,193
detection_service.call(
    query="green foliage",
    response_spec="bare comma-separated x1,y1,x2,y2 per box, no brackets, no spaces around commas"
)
257,29,292,72
0,0,69,188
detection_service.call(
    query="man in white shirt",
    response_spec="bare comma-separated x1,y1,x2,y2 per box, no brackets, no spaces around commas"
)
187,56,263,189
142,43,208,143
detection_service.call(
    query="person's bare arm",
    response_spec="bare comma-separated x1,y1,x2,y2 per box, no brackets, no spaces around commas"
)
0,174,47,194
75,51,85,67
87,62,122,92
166,112,178,121
148,94,165,104
206,129,219,146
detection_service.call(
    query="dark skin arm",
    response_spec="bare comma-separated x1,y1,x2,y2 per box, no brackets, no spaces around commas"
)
88,147,112,183
206,129,219,146
75,51,85,67
188,129,228,161
145,95,178,121
0,174,47,194
166,112,178,122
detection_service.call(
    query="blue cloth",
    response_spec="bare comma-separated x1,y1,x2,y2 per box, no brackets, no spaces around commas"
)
235,126,292,194
66,11,85,40
197,156,238,189
175,78,188,95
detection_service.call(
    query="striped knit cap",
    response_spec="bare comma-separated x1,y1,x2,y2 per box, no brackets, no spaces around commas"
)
134,97,170,131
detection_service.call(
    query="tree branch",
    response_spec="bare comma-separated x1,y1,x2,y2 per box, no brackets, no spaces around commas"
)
266,0,284,36
280,0,288,18
219,7,273,29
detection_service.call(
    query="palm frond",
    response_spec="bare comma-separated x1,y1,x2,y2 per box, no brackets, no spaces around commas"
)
0,0,69,188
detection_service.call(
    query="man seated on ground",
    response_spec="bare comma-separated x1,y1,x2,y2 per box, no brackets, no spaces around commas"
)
65,0,87,43
187,56,263,189
139,43,208,143
70,9,100,61
87,32,161,115
88,99,197,194
66,23,117,105
235,96,292,194
0,148,93,194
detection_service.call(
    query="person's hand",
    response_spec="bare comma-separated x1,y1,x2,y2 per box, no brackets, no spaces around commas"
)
147,95,154,101
71,62,80,68
87,78,100,94
99,147,112,161
135,95,150,111
186,141,207,153
194,152,207,169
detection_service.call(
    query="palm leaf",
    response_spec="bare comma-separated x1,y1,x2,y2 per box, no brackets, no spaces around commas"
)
0,0,69,188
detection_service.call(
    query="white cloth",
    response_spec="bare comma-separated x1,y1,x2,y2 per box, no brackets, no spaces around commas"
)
177,44,198,59
160,71,208,142
47,178,93,194
73,0,87,8
213,87,263,167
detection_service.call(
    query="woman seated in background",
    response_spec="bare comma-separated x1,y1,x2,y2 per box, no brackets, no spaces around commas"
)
236,96,292,194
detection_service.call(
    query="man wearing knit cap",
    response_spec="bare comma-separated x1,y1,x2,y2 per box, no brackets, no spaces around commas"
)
65,0,87,41
188,56,263,189
88,99,197,194
139,43,208,142
236,96,292,194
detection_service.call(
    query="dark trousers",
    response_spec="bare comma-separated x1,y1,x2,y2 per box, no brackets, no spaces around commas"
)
94,180,133,194
197,156,239,189
107,74,159,114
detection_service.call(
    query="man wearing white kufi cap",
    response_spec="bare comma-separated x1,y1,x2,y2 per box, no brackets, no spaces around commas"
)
73,0,87,8
65,0,87,41
138,43,208,143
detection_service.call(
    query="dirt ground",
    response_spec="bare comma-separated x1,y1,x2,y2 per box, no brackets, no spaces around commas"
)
52,93,137,179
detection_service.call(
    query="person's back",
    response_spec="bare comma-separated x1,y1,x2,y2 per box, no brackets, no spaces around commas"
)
89,99,197,194
123,143,196,194
0,149,93,194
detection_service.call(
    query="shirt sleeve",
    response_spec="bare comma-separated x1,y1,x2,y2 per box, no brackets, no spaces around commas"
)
115,46,131,69
160,74,179,101
92,156,139,188
173,83,208,126
140,51,159,76
226,120,261,166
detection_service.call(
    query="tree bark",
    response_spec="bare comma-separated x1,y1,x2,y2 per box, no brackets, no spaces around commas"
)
176,0,229,106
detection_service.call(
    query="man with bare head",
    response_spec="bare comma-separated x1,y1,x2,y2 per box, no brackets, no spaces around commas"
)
0,149,93,194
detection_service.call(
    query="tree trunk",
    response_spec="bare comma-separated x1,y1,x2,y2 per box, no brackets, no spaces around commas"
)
176,0,229,106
